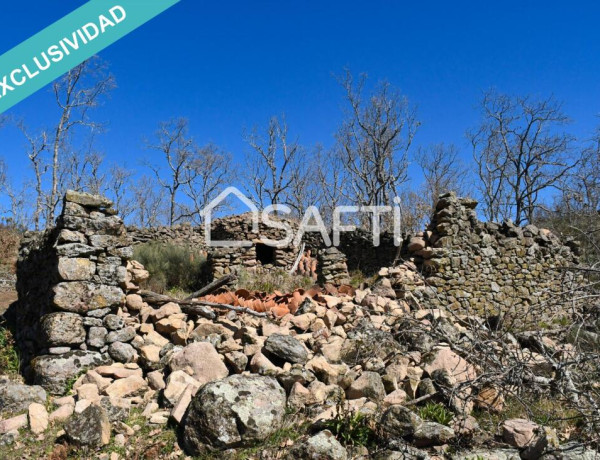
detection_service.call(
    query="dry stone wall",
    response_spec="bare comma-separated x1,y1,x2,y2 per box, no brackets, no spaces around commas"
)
398,192,582,320
127,224,205,251
14,191,135,393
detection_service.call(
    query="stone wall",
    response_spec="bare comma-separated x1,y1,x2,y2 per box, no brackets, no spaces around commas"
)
127,224,206,251
13,191,135,393
397,192,582,320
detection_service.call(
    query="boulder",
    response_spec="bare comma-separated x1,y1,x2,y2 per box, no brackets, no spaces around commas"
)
31,351,110,394
28,403,48,434
502,419,539,449
41,312,86,346
413,421,455,447
423,348,476,384
65,405,111,447
288,430,347,459
0,380,47,413
263,334,308,364
169,342,229,386
65,190,112,208
183,375,286,451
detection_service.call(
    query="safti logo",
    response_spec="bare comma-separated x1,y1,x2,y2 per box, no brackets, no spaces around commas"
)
200,186,405,249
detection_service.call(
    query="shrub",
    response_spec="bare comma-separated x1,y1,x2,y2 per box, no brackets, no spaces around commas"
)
322,405,376,447
133,243,209,294
418,402,454,426
0,324,20,376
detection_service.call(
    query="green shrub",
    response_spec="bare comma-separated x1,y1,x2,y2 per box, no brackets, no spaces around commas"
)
322,405,376,447
0,324,20,376
133,243,209,294
418,402,454,426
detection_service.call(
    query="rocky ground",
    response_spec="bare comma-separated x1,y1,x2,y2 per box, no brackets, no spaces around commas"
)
1,258,600,460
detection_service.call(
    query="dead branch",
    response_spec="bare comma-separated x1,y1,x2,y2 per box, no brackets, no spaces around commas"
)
185,273,237,300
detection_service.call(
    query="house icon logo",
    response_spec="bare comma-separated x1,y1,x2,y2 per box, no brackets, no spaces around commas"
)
200,187,259,248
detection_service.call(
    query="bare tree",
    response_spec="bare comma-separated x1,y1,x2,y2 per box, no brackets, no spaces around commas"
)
469,90,575,225
130,175,166,227
46,57,115,224
146,118,199,226
181,144,230,224
106,165,135,221
243,115,306,211
416,143,468,214
19,124,48,230
334,70,419,211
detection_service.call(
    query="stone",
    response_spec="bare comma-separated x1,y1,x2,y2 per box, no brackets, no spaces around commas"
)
170,384,196,424
451,450,521,460
380,405,423,439
65,190,112,208
28,402,49,434
140,345,162,364
224,351,248,374
263,333,308,364
125,294,145,311
152,302,182,321
41,312,86,346
289,430,348,459
147,371,166,390
0,381,47,413
57,258,96,281
383,389,408,406
163,370,200,407
0,414,28,435
104,314,125,330
53,282,124,313
65,405,111,447
49,404,74,423
108,342,136,363
183,375,286,451
105,375,148,398
32,351,110,394
87,326,109,349
346,371,386,401
106,326,136,343
423,348,476,384
502,419,539,449
169,342,229,386
476,386,504,412
95,365,142,379
77,383,100,401
100,396,131,422
250,352,280,375
413,421,455,447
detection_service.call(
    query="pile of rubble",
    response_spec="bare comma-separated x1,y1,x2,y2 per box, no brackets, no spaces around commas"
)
2,257,598,458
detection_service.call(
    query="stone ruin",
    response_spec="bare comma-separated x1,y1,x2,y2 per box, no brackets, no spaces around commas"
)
12,191,135,392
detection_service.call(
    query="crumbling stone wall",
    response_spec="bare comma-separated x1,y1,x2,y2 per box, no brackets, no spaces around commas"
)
13,191,134,393
127,224,206,251
400,192,581,319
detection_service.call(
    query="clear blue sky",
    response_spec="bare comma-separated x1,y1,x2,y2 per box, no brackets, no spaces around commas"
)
1,1,600,199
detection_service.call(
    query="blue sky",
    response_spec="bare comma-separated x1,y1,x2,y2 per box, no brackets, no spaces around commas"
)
1,1,600,205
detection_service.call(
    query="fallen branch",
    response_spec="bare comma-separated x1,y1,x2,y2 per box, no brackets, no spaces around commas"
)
185,273,237,300
139,289,267,318
404,392,437,406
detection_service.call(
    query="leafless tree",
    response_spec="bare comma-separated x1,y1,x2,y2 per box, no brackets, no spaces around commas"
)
469,90,575,225
19,124,48,230
181,144,231,224
334,70,419,211
105,165,135,221
416,143,468,215
243,115,306,211
145,118,199,226
130,175,166,227
46,57,115,225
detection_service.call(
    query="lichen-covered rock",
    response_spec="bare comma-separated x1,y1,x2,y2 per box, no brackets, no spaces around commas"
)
379,405,423,440
108,342,136,363
57,258,96,281
31,351,110,394
41,312,86,346
52,282,124,313
288,430,347,459
346,371,386,401
65,405,111,447
263,333,308,364
0,380,47,413
65,190,113,208
183,375,286,451
413,421,455,447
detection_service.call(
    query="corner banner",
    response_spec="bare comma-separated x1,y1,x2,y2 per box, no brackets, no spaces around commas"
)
0,0,180,114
